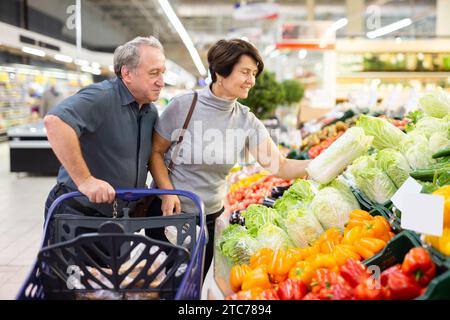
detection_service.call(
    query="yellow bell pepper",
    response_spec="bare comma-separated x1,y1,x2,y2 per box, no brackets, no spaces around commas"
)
229,264,252,292
424,228,450,256
433,186,450,229
310,253,340,273
241,266,273,291
332,244,361,265
250,248,274,269
353,237,386,260
288,261,315,285
267,249,298,283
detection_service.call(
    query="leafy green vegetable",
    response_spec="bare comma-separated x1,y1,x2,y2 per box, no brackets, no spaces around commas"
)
376,148,412,188
350,155,397,204
217,224,257,265
310,179,360,232
413,116,450,139
244,204,281,237
420,171,450,194
429,132,450,155
306,127,373,184
255,223,295,251
356,114,406,150
285,207,324,248
400,133,436,170
273,179,315,215
419,88,450,118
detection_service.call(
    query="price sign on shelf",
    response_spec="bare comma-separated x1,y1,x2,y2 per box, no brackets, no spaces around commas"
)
392,177,444,236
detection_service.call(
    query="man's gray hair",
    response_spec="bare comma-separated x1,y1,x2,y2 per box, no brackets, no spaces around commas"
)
113,36,164,78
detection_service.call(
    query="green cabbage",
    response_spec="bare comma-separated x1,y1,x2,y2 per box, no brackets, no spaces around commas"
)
306,127,373,184
273,179,315,215
400,133,436,170
255,223,295,251
419,88,450,118
375,149,412,188
356,115,406,150
350,155,397,204
244,204,281,236
285,207,324,248
217,224,257,265
310,179,360,232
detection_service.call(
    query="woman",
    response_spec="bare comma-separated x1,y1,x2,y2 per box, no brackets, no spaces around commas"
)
148,39,310,275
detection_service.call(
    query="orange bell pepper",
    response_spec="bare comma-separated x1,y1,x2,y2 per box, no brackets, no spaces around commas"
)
288,260,315,285
332,244,361,265
299,244,320,260
354,237,386,260
250,248,274,269
241,266,273,291
230,264,251,292
317,228,343,254
346,210,373,229
343,226,363,244
267,249,298,283
311,253,340,273
360,216,392,240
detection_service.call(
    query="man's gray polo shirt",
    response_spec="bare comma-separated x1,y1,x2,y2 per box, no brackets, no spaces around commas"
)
47,77,158,192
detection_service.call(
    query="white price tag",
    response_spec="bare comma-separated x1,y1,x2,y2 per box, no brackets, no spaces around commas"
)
400,193,444,236
391,177,423,212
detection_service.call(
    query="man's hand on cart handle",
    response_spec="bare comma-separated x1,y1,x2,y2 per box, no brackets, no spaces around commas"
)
78,176,116,203
161,194,181,216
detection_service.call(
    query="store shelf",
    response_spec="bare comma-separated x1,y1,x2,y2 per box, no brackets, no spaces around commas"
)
337,72,450,79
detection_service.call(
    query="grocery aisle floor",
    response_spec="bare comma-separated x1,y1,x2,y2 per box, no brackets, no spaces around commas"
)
0,142,54,300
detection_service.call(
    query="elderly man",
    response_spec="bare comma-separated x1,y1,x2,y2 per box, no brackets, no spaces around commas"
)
43,36,165,228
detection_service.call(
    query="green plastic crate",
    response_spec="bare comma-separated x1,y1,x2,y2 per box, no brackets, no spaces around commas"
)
363,230,450,300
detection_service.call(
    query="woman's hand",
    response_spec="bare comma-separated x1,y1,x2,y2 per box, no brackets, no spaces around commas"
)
161,194,182,216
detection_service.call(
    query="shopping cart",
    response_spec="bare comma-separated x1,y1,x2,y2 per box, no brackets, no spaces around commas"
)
16,188,206,300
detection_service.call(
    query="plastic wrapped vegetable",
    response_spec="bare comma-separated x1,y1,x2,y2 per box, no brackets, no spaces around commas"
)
307,127,373,184
218,224,257,265
419,87,450,119
350,155,397,204
357,114,406,150
310,179,360,231
375,149,412,189
285,207,324,248
244,204,281,236
255,223,295,251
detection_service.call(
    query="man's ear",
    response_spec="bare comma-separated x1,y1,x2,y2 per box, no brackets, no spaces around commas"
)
121,65,131,82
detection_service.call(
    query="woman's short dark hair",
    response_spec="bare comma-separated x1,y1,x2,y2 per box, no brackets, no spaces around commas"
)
207,39,264,83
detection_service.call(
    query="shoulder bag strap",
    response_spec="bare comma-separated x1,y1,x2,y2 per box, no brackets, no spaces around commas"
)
168,91,198,171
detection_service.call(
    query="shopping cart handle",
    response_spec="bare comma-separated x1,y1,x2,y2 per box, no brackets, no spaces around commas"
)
44,188,206,246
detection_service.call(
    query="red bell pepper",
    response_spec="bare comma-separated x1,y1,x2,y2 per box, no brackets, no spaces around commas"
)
310,268,347,293
381,265,422,300
354,278,389,300
401,247,437,287
256,288,280,300
276,278,307,300
303,292,321,300
339,259,370,288
317,282,355,300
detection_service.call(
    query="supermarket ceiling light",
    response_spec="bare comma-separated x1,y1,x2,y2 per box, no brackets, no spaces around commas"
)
21,46,46,57
366,18,412,39
75,59,89,67
54,54,73,63
158,0,207,76
329,18,348,32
